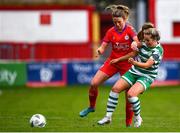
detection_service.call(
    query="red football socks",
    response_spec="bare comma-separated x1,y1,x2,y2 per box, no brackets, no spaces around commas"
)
89,87,98,108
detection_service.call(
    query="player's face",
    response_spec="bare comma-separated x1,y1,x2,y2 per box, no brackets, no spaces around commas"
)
144,35,155,47
143,29,149,38
112,17,125,31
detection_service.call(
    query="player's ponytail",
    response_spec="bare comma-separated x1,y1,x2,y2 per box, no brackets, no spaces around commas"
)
105,4,129,20
116,5,129,17
105,5,117,11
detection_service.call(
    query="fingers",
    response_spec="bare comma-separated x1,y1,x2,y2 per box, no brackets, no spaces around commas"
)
97,50,101,55
95,50,101,58
96,50,101,55
131,41,139,51
110,59,117,64
110,60,114,64
128,58,134,63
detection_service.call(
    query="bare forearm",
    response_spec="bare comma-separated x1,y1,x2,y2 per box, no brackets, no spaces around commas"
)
97,42,108,54
117,51,138,62
133,61,150,69
129,58,154,69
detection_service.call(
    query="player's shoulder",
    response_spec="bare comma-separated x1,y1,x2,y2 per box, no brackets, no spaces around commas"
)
155,43,164,55
105,26,116,36
106,26,115,33
126,22,136,31
126,22,133,27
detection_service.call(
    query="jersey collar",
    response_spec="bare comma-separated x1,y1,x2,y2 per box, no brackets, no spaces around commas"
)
114,24,127,34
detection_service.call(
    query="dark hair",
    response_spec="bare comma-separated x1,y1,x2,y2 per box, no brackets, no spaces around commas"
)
144,28,160,41
105,5,129,20
138,22,154,41
142,22,154,31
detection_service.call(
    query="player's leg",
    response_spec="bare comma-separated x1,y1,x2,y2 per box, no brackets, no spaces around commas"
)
125,90,134,127
98,78,130,125
119,65,134,127
80,60,118,117
127,77,152,127
127,82,145,128
79,70,109,117
89,70,109,108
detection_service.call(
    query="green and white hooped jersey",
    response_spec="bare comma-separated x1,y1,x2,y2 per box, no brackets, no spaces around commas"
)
129,42,164,81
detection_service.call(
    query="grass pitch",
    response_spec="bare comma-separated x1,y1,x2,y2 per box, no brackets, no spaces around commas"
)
0,85,179,132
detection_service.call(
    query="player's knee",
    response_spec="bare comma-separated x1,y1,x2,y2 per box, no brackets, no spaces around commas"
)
112,86,120,93
127,90,137,97
90,80,99,88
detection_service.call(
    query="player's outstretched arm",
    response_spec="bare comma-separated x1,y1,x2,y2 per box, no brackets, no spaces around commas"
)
128,57,154,69
110,51,138,64
95,42,108,58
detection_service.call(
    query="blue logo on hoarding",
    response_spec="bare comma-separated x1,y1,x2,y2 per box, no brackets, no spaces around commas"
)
27,62,64,82
40,67,53,82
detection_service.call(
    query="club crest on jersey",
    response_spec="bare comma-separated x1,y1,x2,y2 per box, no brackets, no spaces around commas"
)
125,35,129,40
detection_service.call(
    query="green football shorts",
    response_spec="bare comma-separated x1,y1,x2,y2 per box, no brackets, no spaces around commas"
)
122,71,153,90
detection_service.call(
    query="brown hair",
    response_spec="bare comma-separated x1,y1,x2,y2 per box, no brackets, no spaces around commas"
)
105,5,130,20
144,28,160,41
138,22,154,41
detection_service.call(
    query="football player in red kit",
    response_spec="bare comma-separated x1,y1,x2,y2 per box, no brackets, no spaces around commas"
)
79,5,139,127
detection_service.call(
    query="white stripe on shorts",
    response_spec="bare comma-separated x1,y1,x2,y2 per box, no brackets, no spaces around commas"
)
122,76,133,86
137,80,147,90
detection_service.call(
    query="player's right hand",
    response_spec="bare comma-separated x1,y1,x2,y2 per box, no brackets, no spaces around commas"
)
95,48,102,58
110,59,119,64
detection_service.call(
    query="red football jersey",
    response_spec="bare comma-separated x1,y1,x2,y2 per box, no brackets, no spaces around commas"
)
103,24,137,59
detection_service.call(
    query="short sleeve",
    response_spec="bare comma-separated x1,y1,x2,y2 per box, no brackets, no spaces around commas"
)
102,29,111,43
128,25,137,39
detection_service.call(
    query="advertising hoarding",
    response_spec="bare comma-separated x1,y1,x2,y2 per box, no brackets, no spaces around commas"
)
0,62,26,86
27,62,67,87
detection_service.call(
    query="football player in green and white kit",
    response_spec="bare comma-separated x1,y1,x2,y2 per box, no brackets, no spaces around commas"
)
97,27,163,128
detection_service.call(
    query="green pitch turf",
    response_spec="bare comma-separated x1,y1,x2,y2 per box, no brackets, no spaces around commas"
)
0,85,179,132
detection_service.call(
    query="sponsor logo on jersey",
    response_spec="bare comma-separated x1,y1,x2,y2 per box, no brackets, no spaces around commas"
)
114,42,130,50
